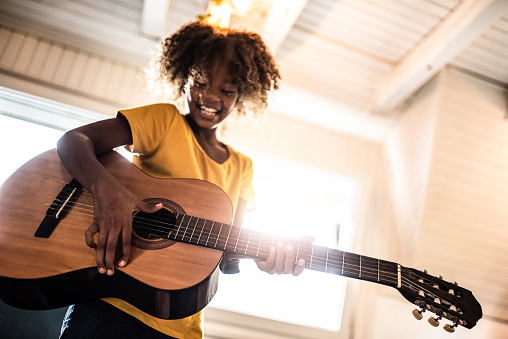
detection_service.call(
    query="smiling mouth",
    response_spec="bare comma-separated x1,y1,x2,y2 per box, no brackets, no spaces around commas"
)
199,104,220,117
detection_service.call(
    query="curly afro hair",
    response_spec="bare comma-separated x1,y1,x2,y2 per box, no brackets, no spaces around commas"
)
150,20,281,116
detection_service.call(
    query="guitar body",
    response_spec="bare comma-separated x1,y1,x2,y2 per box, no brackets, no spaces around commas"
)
0,149,233,319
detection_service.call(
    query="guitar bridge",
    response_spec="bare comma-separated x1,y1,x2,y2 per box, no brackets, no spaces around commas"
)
34,178,82,238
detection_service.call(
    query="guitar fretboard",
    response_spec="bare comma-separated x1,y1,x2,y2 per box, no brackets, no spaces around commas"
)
134,212,400,288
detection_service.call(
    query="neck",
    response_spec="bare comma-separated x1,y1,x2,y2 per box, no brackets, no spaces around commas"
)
134,211,401,289
185,114,218,145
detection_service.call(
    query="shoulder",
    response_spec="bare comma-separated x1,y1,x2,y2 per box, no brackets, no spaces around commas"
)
118,103,181,118
118,103,185,130
227,145,253,169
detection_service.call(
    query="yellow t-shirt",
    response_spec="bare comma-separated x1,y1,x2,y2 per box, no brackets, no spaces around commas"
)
103,103,254,338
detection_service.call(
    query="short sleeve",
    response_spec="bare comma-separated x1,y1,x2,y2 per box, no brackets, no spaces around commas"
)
117,103,180,156
240,156,255,209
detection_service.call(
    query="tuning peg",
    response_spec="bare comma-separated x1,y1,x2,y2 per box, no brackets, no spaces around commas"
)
428,315,442,327
444,323,457,333
412,308,424,320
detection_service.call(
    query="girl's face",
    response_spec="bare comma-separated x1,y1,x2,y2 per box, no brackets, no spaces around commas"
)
186,60,239,130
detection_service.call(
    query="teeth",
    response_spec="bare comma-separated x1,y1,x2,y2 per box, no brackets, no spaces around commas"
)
201,106,218,116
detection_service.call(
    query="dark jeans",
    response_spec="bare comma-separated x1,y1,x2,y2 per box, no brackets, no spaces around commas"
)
59,300,176,339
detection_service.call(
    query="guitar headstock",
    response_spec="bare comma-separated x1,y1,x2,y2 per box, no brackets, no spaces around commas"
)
398,266,482,333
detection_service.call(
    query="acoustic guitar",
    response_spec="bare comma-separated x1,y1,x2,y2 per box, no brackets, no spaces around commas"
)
0,150,482,332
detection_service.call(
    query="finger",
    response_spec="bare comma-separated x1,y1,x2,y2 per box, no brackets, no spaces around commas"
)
95,227,108,274
272,241,286,274
255,245,276,273
282,244,295,274
104,229,120,276
85,222,99,249
118,228,131,268
136,201,163,213
292,259,306,276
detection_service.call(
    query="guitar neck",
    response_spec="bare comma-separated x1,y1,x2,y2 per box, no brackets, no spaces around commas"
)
160,213,400,288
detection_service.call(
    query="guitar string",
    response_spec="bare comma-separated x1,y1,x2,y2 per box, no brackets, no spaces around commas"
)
45,198,403,284
42,209,459,320
45,194,449,302
45,206,443,301
45,196,434,293
44,190,462,316
140,211,445,301
45,194,398,278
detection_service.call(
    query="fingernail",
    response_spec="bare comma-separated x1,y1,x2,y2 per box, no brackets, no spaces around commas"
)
107,269,114,276
99,267,106,274
286,244,293,252
270,246,275,253
118,260,126,267
277,241,284,249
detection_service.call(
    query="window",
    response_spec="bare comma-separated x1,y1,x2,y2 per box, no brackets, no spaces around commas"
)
0,114,64,187
0,86,104,186
209,149,359,332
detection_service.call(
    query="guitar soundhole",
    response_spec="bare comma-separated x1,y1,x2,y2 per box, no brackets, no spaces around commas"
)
131,198,185,250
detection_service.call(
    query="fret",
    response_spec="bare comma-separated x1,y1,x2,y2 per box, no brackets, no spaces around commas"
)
313,246,328,271
359,255,362,278
244,231,251,255
213,223,224,248
325,248,329,271
177,215,191,241
255,232,262,256
228,226,242,253
346,252,361,278
234,228,242,252
198,219,214,246
224,225,233,250
170,213,183,240
205,221,214,246
189,217,201,244
245,229,263,258
309,244,314,268
341,251,344,275
188,217,199,244
196,219,206,245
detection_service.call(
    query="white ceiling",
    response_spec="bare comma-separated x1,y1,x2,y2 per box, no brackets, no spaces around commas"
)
1,0,507,142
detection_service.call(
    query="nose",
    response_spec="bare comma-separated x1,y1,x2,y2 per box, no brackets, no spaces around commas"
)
203,85,221,101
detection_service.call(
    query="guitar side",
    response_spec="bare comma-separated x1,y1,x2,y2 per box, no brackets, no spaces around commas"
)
0,149,233,319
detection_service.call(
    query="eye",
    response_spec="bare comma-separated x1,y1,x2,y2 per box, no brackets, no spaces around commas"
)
195,81,207,88
222,89,236,96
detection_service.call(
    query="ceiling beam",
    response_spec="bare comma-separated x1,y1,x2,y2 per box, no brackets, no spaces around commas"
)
261,0,308,54
140,0,172,40
372,0,508,113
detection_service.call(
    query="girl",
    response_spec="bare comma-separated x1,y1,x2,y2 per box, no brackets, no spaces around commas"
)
58,21,305,338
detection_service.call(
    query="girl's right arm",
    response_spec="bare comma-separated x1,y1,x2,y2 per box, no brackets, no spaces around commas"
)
57,116,161,276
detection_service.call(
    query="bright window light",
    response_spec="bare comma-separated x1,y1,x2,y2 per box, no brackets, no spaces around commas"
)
0,114,63,187
209,149,359,331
